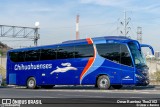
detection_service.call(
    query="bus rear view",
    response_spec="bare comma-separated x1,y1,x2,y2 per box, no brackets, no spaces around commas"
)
6,36,154,89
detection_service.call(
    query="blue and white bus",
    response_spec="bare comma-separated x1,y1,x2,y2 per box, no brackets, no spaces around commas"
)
6,36,154,89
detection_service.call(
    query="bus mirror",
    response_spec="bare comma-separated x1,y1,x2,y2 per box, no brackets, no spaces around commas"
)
140,44,154,55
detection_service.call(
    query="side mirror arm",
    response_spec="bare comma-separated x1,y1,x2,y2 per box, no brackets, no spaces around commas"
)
140,44,154,55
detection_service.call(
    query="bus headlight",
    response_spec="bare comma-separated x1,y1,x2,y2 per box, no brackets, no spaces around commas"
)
135,74,142,79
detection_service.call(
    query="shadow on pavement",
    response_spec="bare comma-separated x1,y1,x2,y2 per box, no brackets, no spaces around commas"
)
0,85,158,90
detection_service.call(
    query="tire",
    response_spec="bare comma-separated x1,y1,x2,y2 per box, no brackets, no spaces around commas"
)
112,85,123,89
97,75,110,89
27,77,37,89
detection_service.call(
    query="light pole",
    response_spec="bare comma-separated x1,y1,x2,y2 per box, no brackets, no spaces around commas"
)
34,22,40,46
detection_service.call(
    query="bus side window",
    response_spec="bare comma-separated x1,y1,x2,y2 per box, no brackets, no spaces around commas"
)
96,43,120,63
9,51,25,62
75,44,94,58
57,46,75,59
40,48,57,60
120,44,133,67
25,49,40,61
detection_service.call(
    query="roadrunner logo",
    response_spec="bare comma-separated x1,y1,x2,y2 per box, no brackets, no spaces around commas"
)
50,63,77,74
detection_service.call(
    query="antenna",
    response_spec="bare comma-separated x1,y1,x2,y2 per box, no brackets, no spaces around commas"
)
120,11,131,37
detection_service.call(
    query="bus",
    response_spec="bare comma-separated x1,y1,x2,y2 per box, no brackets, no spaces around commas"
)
6,36,154,89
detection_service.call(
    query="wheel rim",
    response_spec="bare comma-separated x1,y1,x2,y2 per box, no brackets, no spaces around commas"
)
99,78,108,88
28,80,35,88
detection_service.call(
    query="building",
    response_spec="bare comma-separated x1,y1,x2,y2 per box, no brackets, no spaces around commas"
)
0,42,11,79
155,51,160,59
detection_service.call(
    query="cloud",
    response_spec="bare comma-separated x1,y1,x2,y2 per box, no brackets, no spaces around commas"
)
124,3,160,16
28,8,55,13
143,4,160,14
80,0,128,6
79,0,160,15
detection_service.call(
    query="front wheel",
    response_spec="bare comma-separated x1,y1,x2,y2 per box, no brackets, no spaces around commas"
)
27,77,37,89
97,75,110,89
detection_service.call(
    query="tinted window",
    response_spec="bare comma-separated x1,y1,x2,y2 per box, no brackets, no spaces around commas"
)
25,49,40,61
120,44,133,66
9,44,94,62
9,51,25,62
97,43,133,66
40,48,56,60
96,43,120,63
57,46,75,59
75,44,94,58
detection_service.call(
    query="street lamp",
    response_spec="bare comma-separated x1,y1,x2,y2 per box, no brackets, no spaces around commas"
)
35,22,40,28
34,22,40,46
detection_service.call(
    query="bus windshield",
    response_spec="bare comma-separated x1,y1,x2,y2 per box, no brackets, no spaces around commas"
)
128,42,146,66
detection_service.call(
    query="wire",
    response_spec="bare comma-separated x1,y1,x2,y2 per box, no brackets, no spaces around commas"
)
80,22,117,27
97,20,119,36
51,22,117,30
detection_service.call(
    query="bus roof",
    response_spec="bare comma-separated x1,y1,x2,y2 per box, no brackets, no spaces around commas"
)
8,36,135,52
62,36,131,44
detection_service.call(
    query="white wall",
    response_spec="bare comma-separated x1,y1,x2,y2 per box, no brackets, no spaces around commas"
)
147,60,160,74
0,56,6,69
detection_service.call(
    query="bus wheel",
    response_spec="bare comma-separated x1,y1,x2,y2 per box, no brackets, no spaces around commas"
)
27,77,37,89
97,75,110,89
112,85,123,89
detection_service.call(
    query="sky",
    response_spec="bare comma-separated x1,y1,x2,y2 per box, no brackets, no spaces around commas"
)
0,0,160,52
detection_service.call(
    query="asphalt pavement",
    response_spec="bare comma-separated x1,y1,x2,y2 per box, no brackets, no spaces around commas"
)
0,85,160,98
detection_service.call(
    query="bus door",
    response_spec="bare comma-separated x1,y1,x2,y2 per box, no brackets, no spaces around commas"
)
120,44,135,84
